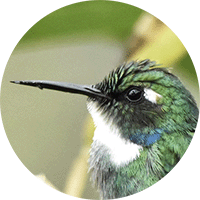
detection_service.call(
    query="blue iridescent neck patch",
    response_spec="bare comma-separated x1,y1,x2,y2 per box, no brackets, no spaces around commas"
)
129,128,163,146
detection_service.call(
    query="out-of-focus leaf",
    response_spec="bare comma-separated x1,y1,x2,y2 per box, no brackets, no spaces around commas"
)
127,13,187,66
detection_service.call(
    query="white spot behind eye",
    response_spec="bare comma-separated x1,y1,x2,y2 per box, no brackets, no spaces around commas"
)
144,88,162,104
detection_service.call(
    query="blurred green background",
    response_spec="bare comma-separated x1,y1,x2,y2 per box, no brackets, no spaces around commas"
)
1,1,199,199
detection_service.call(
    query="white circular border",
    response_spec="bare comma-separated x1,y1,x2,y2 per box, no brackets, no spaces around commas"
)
0,1,199,200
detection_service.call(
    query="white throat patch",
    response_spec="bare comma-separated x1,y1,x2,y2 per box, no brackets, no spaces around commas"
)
87,102,143,167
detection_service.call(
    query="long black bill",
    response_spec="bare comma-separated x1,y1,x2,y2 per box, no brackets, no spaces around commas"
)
10,80,110,99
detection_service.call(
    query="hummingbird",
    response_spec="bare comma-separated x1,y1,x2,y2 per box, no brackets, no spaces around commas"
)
11,59,198,199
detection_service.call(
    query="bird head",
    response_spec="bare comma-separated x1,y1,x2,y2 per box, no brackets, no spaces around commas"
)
87,60,198,146
11,59,198,147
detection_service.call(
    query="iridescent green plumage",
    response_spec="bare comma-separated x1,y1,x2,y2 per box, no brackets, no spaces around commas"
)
88,60,198,199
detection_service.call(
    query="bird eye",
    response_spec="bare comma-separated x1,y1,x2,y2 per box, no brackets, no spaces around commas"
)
126,88,143,102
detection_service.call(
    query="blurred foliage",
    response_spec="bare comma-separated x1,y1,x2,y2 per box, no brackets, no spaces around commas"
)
127,14,187,65
63,115,94,197
16,1,198,97
18,1,142,48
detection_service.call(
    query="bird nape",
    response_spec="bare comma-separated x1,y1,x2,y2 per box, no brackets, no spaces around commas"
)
11,59,199,199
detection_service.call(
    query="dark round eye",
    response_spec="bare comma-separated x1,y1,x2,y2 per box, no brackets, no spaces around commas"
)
126,88,143,102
